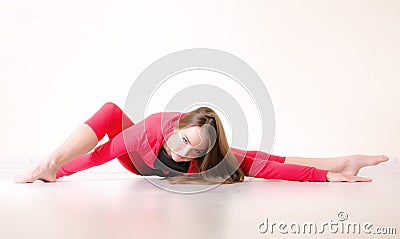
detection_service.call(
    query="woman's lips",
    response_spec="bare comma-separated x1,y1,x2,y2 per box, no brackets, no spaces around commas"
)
175,153,183,159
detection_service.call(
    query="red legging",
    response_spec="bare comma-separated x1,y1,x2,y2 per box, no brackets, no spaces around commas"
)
55,102,144,178
56,102,327,181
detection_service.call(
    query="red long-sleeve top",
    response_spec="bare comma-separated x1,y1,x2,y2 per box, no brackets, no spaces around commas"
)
57,103,328,182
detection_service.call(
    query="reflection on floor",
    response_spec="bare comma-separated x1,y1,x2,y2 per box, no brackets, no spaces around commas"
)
0,161,399,239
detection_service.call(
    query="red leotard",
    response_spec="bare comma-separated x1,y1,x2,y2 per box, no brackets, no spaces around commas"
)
56,102,328,182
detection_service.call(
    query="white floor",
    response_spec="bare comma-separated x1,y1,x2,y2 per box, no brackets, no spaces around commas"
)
1,162,399,239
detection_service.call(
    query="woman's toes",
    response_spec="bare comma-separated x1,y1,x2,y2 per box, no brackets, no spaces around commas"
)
15,174,33,183
355,154,388,165
374,155,389,164
342,154,389,176
14,160,58,184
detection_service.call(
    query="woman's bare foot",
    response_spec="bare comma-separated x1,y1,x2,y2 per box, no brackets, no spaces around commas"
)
340,154,389,176
14,157,58,183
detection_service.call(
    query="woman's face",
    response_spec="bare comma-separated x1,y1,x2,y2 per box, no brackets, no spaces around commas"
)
166,126,210,162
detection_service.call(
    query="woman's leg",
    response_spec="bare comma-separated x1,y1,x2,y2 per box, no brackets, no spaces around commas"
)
55,102,136,174
229,147,286,163
14,123,99,183
15,102,134,183
230,147,389,178
284,154,389,176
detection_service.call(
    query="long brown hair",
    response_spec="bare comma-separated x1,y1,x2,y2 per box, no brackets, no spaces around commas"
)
165,106,244,184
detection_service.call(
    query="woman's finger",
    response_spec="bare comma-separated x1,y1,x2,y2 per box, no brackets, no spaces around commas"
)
348,175,373,182
354,176,373,182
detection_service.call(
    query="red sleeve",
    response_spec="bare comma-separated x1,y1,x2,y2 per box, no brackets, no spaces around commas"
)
231,148,328,182
252,161,328,182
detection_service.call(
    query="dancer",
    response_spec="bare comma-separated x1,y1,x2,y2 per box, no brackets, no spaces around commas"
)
15,102,388,184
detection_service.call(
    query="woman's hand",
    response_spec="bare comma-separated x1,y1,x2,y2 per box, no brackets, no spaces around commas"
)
326,172,372,182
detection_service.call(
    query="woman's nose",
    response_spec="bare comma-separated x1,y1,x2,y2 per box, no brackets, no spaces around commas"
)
180,146,191,157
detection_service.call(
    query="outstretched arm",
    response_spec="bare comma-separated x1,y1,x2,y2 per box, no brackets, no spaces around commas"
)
231,149,376,182
245,158,373,182
230,148,328,182
249,159,329,182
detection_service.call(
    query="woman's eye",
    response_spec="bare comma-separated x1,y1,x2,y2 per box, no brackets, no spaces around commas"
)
182,137,188,144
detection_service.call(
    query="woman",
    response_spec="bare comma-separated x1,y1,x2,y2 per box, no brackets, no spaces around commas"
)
15,102,388,184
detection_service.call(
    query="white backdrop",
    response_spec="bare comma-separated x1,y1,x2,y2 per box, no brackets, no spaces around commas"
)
1,0,399,172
